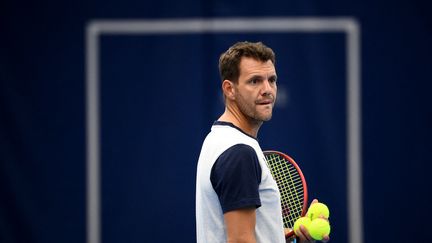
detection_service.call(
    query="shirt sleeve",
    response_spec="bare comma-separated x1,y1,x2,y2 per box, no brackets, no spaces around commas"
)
210,144,262,213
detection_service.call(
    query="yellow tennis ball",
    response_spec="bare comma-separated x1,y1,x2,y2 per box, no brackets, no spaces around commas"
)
307,202,330,220
309,218,331,240
293,217,311,232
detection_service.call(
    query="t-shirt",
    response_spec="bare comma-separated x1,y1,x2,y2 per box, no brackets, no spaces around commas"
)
211,143,262,213
195,121,285,243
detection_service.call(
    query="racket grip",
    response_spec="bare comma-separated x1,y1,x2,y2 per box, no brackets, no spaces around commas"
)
286,234,297,243
286,237,297,243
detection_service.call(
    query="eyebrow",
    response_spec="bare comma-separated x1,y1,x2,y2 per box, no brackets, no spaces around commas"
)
247,74,277,80
269,74,278,80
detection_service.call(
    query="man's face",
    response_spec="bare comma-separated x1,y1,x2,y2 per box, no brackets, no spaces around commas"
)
233,57,277,122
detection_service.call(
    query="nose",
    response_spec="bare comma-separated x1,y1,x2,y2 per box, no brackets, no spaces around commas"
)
261,79,274,96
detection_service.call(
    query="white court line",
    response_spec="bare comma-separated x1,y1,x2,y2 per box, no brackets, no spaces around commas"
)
85,18,362,243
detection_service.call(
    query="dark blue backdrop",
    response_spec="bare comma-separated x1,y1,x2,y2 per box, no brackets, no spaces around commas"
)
1,0,431,243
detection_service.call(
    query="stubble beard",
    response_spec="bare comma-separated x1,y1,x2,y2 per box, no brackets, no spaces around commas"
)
236,93,274,124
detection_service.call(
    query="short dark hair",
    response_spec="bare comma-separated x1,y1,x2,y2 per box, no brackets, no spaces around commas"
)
218,41,276,83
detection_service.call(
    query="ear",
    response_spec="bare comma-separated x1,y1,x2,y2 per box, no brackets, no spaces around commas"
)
222,80,236,100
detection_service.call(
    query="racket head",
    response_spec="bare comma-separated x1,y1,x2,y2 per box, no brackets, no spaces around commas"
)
263,150,308,237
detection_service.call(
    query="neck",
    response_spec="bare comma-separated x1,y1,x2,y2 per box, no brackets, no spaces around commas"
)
218,106,262,138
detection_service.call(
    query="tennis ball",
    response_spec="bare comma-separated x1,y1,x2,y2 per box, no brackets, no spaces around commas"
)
307,202,330,220
293,217,311,232
309,218,331,240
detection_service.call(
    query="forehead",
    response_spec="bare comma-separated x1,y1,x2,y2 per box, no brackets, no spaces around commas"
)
238,57,276,77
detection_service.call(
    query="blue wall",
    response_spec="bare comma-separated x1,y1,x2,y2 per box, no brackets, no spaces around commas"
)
1,0,431,243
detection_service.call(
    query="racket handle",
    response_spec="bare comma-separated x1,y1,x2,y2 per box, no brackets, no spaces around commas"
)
286,236,297,243
287,238,296,243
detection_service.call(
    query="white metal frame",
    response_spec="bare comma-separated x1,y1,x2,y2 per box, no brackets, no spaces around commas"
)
85,18,362,243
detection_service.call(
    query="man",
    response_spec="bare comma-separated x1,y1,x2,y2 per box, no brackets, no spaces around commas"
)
196,41,328,243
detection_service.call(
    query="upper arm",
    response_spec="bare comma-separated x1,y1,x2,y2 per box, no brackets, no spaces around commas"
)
211,144,262,213
224,207,257,243
211,144,262,242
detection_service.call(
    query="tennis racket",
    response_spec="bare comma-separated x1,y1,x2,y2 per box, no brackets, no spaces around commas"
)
263,150,308,238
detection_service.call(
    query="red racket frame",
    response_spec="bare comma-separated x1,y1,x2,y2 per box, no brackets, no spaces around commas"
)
264,150,309,238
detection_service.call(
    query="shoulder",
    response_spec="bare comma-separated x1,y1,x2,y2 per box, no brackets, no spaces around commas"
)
214,144,260,170
211,144,262,186
210,144,263,213
220,143,257,158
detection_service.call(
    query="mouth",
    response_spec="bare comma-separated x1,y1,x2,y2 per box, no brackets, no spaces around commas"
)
256,99,274,105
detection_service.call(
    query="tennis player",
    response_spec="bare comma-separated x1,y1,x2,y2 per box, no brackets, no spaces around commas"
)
196,41,328,243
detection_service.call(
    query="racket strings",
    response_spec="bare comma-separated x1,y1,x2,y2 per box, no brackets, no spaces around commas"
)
265,154,305,229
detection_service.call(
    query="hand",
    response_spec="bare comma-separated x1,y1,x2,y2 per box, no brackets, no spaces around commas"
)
295,199,330,243
296,224,330,243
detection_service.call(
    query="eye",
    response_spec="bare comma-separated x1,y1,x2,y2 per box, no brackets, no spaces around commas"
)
269,76,277,84
249,78,260,84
